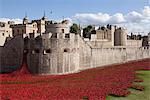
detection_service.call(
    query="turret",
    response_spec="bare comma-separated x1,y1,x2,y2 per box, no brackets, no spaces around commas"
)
23,13,29,24
41,11,48,21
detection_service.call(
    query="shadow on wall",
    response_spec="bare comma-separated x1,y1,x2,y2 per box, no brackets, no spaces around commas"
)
0,35,24,73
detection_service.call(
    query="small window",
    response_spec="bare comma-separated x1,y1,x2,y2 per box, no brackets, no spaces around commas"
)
29,33,35,38
46,49,51,53
65,34,70,38
62,29,64,33
64,48,70,52
64,49,67,52
44,49,51,54
35,49,40,53
52,33,57,38
2,33,4,36
1,24,5,27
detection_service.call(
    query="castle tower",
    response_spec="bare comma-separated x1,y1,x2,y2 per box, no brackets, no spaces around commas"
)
114,27,127,46
23,13,29,24
41,11,47,21
109,25,115,46
46,20,70,34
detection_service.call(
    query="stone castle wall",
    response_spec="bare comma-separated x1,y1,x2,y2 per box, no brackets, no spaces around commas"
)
0,34,150,74
126,40,142,47
0,46,2,69
26,33,80,74
0,35,24,73
78,36,92,69
85,41,113,48
1,19,149,74
85,47,150,70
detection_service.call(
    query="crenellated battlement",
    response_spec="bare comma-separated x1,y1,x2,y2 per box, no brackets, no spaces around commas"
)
0,17,150,75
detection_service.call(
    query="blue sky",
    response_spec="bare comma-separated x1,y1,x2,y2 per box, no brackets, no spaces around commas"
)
0,0,150,34
0,0,148,19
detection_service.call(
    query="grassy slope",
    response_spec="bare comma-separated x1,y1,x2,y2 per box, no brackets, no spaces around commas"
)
106,70,150,100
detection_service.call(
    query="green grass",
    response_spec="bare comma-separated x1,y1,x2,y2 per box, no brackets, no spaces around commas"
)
106,70,150,100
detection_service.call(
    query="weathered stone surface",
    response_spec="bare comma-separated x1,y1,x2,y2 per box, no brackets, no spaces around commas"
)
0,33,150,74
0,35,24,73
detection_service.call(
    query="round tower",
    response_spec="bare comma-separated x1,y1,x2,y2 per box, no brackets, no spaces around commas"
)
46,20,70,34
114,27,127,46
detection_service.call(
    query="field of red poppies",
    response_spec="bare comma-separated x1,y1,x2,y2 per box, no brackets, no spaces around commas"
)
0,58,150,100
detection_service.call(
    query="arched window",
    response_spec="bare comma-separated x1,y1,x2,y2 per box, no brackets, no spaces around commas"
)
2,33,4,36
62,29,65,33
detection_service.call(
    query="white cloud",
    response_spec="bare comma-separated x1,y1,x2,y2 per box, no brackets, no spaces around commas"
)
109,13,126,24
125,11,142,23
74,13,110,25
0,18,22,24
143,6,150,17
73,6,150,34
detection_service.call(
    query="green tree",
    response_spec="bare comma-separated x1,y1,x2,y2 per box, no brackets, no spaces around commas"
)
83,25,93,38
70,23,79,33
